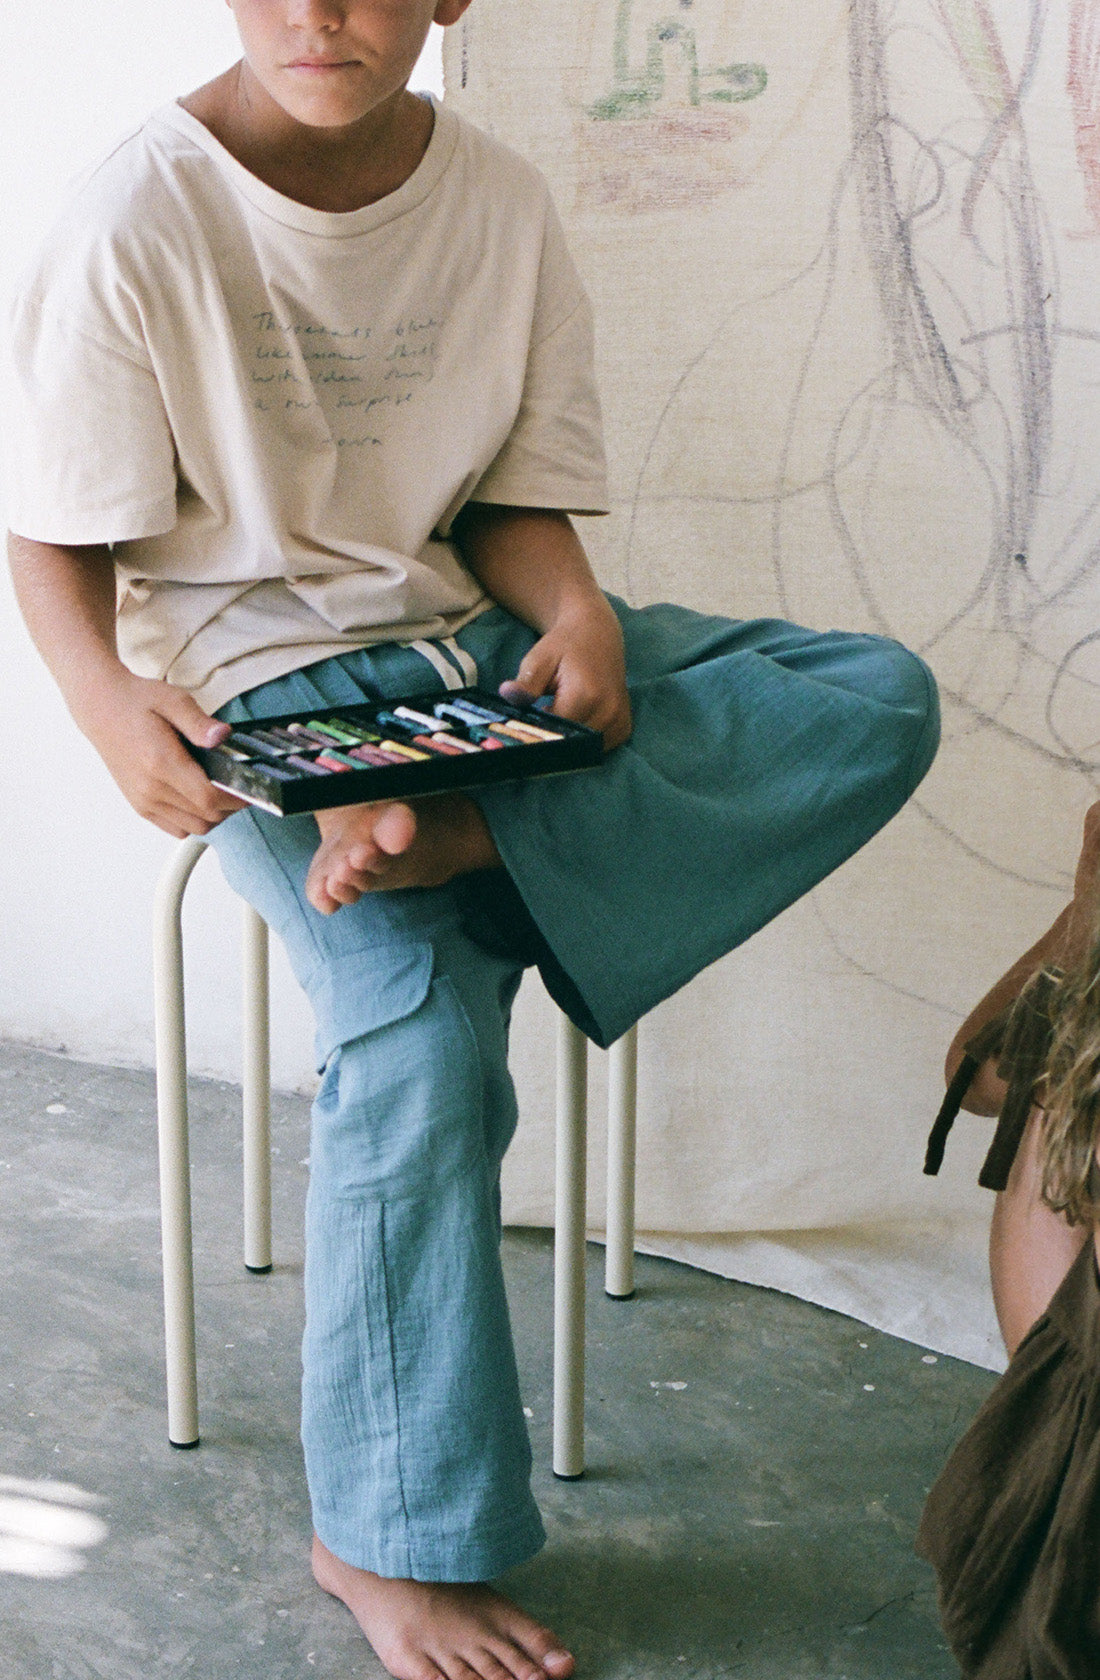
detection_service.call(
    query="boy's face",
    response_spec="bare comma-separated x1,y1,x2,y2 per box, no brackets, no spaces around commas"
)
227,0,469,131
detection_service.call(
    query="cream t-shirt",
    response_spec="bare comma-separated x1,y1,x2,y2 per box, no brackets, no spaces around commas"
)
7,100,608,711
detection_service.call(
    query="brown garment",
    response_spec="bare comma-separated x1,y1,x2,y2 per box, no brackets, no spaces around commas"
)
917,1238,1100,1678
924,969,1062,1192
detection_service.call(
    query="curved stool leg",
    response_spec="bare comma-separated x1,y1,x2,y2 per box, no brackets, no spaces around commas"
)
605,1024,638,1301
241,904,272,1275
553,1014,588,1479
152,836,208,1448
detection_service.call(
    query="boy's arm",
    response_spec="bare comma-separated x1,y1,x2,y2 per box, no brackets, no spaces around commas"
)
946,802,1100,1113
8,533,244,837
452,503,632,750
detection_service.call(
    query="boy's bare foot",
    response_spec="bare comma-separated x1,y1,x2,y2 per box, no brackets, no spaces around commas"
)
305,794,501,913
311,1536,575,1680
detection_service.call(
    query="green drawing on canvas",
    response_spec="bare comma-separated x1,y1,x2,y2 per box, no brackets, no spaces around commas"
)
589,0,767,119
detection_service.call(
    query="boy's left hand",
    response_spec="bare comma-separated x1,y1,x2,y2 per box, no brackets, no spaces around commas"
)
499,594,632,751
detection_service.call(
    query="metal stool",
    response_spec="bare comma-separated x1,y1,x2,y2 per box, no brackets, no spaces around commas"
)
152,835,638,1478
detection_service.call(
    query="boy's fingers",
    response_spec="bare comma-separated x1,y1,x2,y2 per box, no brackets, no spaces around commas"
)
497,678,537,707
552,680,633,750
157,687,232,749
600,700,633,751
510,643,560,701
549,669,607,728
156,748,244,816
132,742,245,832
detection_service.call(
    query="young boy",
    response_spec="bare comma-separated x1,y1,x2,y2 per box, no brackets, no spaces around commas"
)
6,3,941,1676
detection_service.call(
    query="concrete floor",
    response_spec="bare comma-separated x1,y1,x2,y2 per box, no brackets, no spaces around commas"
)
0,1040,993,1680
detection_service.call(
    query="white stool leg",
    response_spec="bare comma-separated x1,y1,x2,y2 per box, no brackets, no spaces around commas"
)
553,1014,588,1479
152,836,208,1448
241,904,272,1275
605,1024,638,1300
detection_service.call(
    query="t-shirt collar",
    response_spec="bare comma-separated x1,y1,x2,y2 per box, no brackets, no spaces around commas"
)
153,94,458,237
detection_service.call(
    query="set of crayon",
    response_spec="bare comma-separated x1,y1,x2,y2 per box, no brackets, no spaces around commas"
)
189,688,603,815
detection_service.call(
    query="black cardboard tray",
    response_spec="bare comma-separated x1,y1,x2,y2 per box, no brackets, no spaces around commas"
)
189,688,604,816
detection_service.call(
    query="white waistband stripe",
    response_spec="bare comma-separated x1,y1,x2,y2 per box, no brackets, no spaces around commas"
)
405,639,466,690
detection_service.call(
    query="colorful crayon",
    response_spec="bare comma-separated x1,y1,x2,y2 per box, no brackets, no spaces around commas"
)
410,734,467,757
393,705,450,732
434,698,504,726
348,743,407,766
378,739,431,761
489,720,563,744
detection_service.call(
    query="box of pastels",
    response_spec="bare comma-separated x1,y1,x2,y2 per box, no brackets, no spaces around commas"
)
189,689,605,816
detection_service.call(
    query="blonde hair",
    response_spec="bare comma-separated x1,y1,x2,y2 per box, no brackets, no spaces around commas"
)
1041,901,1100,1226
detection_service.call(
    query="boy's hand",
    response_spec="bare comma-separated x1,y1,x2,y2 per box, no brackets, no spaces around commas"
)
77,668,246,838
7,534,245,837
499,593,632,751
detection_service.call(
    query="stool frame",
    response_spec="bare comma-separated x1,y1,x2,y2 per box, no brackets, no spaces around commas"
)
152,835,637,1478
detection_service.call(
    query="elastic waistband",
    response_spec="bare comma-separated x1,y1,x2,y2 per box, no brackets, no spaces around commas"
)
404,636,480,690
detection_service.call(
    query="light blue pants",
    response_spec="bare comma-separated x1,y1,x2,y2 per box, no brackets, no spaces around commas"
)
208,598,940,1579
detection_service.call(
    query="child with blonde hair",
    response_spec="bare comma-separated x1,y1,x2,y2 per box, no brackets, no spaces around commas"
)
920,802,1100,1676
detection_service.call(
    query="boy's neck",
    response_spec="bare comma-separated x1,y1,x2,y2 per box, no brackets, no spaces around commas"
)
179,63,434,214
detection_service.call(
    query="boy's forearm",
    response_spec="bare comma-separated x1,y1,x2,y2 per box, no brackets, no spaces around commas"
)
8,531,239,835
452,504,607,631
451,502,631,748
7,532,129,721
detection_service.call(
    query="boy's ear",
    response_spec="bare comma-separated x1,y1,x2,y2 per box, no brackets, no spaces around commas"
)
433,0,474,26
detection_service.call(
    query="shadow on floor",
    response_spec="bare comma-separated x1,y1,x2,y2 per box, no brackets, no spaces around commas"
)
0,1042,985,1679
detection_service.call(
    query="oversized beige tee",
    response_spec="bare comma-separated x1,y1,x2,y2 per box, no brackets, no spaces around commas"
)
7,100,608,712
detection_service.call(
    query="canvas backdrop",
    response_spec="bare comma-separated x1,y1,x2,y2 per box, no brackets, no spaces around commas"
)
442,0,1100,1372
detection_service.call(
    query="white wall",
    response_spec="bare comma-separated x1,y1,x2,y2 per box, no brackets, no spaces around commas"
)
0,8,444,1089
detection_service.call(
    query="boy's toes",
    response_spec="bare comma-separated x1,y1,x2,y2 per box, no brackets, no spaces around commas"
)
489,1656,548,1680
304,871,338,914
541,1654,574,1679
396,1660,445,1680
468,1651,513,1680
372,801,418,857
519,1636,573,1680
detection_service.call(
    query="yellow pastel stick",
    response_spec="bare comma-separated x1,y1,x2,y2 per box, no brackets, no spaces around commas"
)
379,738,431,761
489,720,562,743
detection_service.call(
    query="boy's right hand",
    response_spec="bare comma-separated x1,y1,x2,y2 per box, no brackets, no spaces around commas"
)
77,668,246,838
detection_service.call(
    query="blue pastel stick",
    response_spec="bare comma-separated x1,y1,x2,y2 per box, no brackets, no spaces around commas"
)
434,698,505,726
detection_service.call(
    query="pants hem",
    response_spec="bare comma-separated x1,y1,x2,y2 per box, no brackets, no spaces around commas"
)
314,1505,547,1584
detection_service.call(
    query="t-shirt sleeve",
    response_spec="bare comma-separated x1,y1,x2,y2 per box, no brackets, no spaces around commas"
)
5,294,178,546
471,197,609,515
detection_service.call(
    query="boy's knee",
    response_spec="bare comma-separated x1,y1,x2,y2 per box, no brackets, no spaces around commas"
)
309,975,499,1199
842,633,941,797
886,640,940,795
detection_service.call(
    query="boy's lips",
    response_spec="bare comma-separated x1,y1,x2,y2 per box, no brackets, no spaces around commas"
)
286,58,361,71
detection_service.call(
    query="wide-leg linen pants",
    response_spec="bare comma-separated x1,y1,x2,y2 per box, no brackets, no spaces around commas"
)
207,597,940,1581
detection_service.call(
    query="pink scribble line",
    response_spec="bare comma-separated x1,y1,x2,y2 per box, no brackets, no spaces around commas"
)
1069,0,1100,235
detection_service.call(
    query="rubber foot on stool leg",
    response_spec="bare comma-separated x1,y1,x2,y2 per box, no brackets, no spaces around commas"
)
605,1289,636,1301
553,1470,585,1482
169,1437,201,1450
245,1264,273,1275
